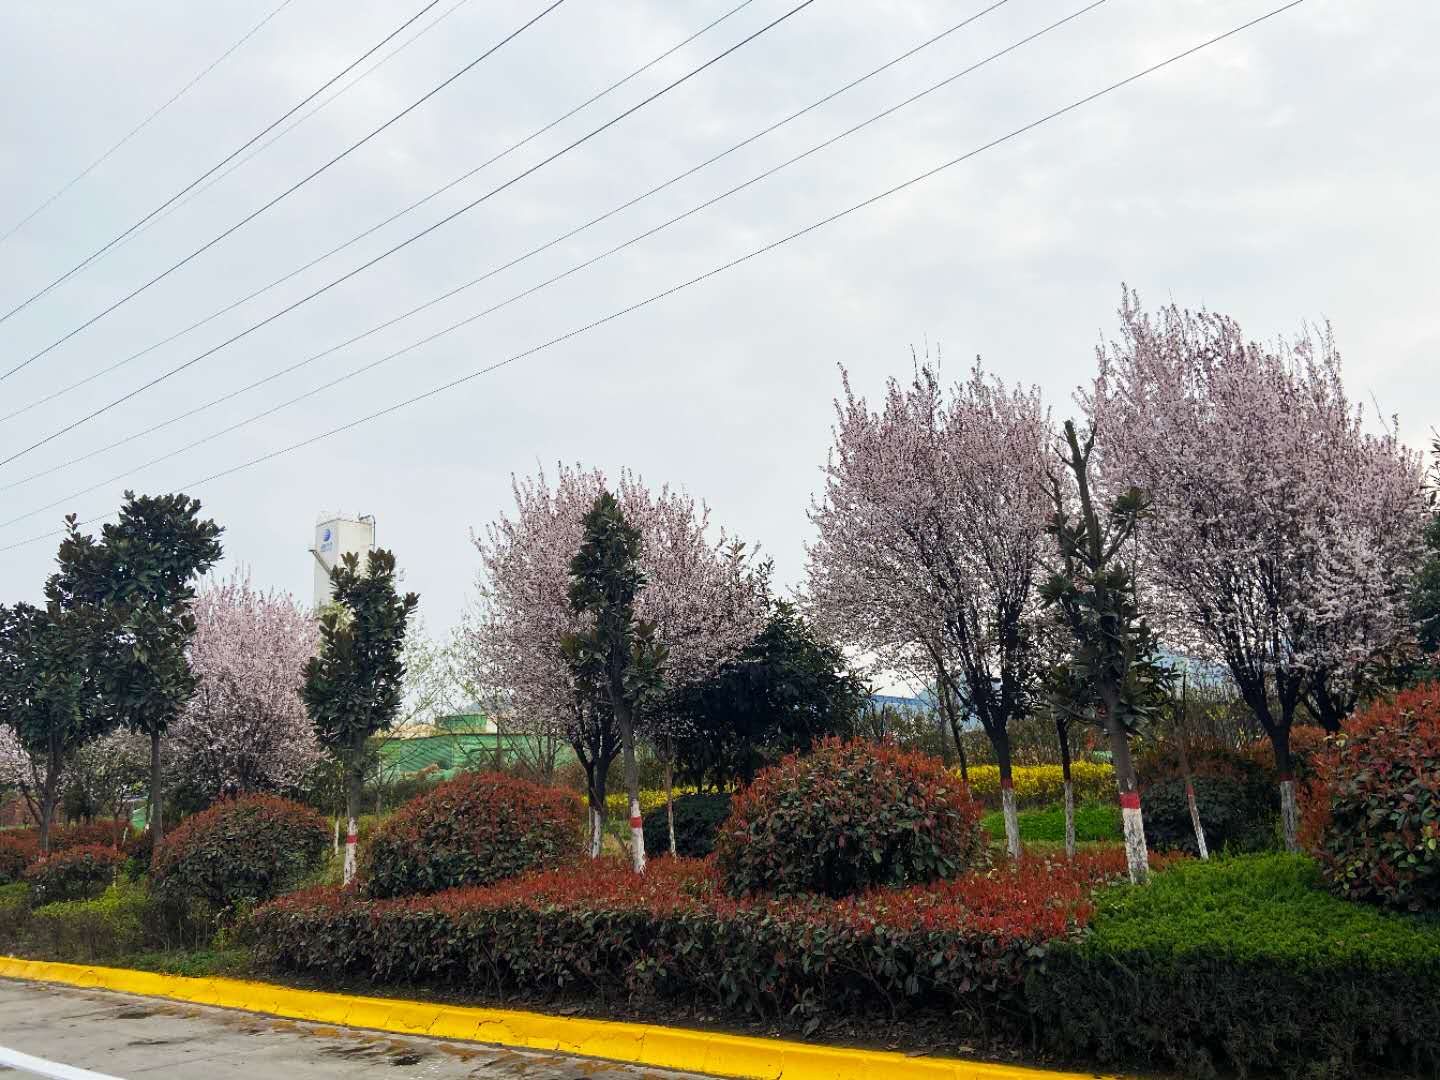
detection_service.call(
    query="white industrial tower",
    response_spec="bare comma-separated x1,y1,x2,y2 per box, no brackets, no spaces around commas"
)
309,513,377,609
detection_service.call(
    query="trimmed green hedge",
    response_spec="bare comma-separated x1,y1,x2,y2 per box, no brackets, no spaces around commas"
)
1029,854,1440,1078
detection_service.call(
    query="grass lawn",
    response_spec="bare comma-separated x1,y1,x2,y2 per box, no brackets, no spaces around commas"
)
980,801,1120,843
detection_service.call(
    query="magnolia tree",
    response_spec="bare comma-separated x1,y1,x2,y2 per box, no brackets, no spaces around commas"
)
470,464,765,865
1089,293,1428,849
167,574,321,802
807,362,1052,858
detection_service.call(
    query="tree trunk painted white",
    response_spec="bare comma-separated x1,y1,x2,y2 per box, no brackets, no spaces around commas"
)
1120,794,1148,884
664,741,677,857
343,816,358,885
628,793,646,874
1279,778,1300,853
589,806,604,858
1063,780,1076,859
616,706,646,874
1001,784,1021,860
1186,779,1209,860
332,817,340,856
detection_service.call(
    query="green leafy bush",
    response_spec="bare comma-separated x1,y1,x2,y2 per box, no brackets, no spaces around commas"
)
23,845,124,904
254,850,1131,1036
1308,683,1440,913
1029,854,1440,1078
361,771,584,899
0,832,40,883
980,802,1120,844
152,795,329,913
642,793,732,859
1141,775,1273,855
716,738,985,899
0,881,31,945
29,880,147,962
123,828,155,878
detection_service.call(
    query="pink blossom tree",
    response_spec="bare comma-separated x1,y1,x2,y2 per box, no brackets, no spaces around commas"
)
167,574,322,803
1088,292,1428,850
807,361,1053,859
470,464,765,868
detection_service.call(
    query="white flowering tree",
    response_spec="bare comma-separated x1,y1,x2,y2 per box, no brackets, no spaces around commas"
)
167,574,322,802
471,464,766,867
1088,292,1428,849
807,362,1052,859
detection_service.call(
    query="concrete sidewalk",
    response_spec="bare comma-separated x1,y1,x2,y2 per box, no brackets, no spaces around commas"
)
0,980,708,1078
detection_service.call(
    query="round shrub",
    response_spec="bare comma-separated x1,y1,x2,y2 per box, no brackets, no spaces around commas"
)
1309,684,1440,913
715,738,986,899
24,845,124,904
642,792,732,859
361,771,584,899
0,833,40,884
152,795,329,912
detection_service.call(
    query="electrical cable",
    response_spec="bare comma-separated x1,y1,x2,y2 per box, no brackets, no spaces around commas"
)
0,0,1311,554
0,0,570,385
1,0,1077,508
83,0,481,273
0,0,820,467
0,0,445,334
0,0,299,249
1,0,761,425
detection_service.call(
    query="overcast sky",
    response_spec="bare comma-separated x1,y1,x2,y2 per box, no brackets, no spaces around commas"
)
1,0,1436,670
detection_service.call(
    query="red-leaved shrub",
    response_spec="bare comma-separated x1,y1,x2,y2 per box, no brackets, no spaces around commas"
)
361,771,584,898
716,738,985,898
1305,684,1440,912
0,832,40,884
23,845,124,903
254,849,1158,1035
152,795,328,911
50,821,128,852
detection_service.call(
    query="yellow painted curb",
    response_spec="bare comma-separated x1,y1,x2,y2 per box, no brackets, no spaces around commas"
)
0,956,1120,1080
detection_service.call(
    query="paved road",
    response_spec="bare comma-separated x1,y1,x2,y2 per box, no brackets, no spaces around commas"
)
0,979,710,1079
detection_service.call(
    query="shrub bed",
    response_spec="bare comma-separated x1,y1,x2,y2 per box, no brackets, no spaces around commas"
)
642,792,732,859
28,881,147,962
152,795,329,913
253,850,1137,1035
362,771,584,898
1306,683,1440,913
1029,854,1440,1079
50,821,128,851
717,738,985,898
24,845,124,904
0,832,40,883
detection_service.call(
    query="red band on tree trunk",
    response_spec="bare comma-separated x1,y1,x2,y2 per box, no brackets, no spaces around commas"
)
629,816,643,830
1000,777,1014,790
346,833,357,845
1277,772,1294,783
1119,792,1141,810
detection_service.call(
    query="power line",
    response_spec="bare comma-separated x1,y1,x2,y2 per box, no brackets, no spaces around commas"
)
0,0,569,385
0,0,819,468
0,0,300,249
1,0,760,425
0,1,448,337
1,0,1071,506
81,0,481,275
0,0,1311,554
